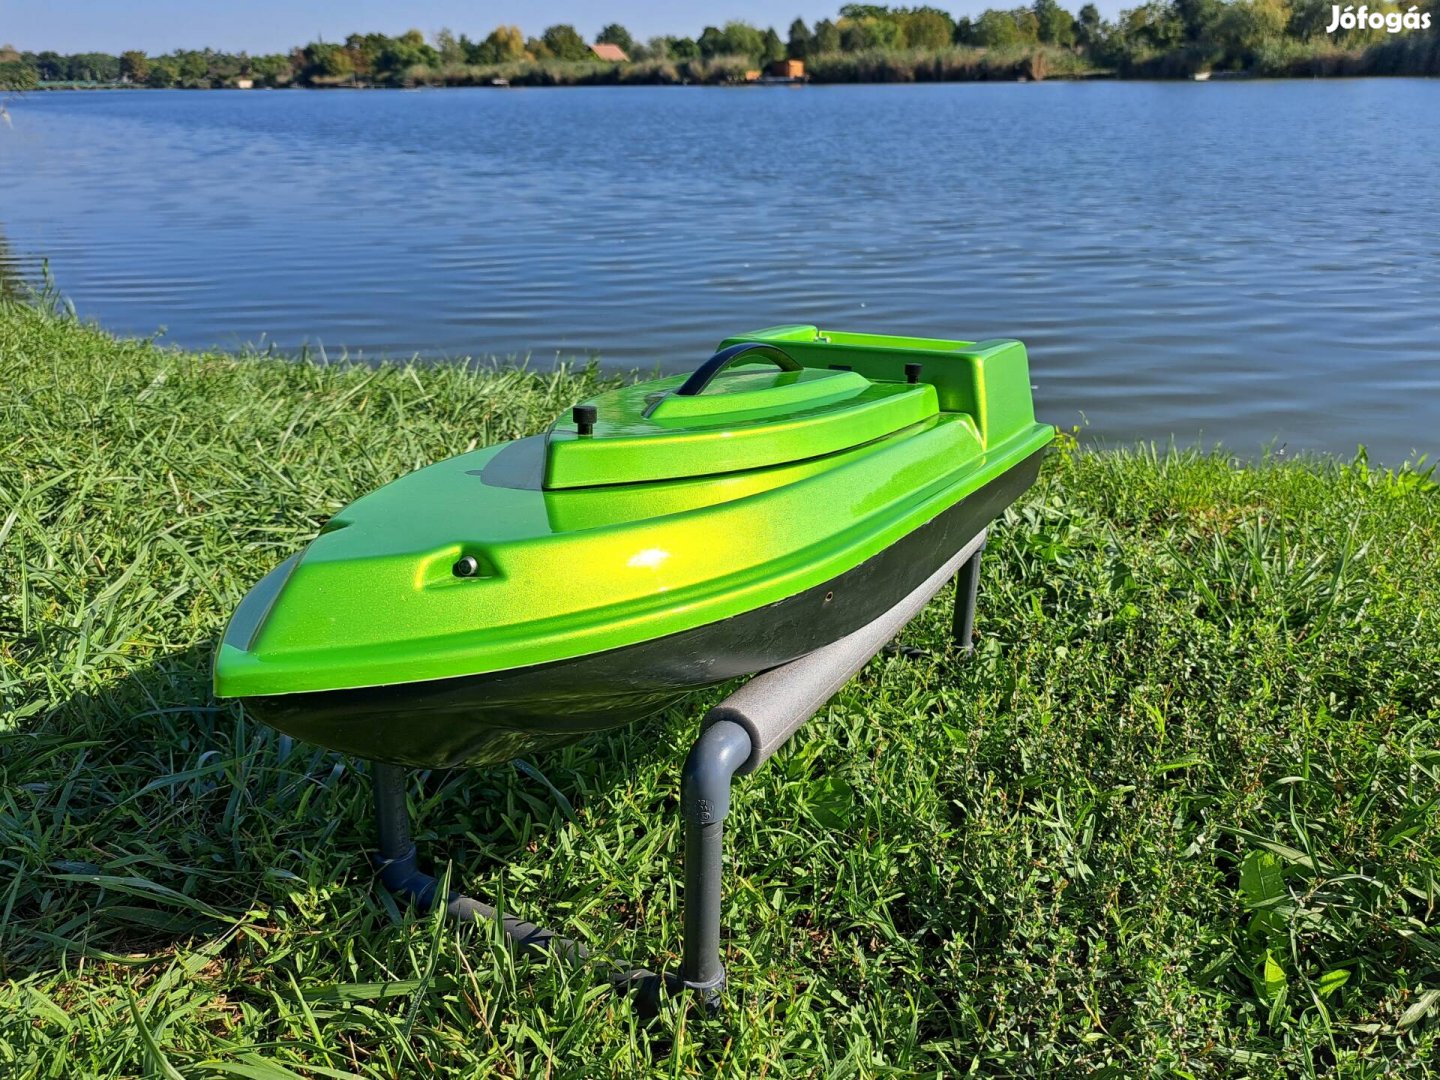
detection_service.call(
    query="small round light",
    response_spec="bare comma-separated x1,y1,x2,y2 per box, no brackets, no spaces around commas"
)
453,555,480,578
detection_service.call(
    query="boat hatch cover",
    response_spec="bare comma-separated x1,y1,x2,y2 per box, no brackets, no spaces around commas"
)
543,344,939,489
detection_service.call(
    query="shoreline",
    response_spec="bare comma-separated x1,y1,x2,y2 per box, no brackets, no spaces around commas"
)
23,69,1440,89
14,39,1440,91
5,298,1434,467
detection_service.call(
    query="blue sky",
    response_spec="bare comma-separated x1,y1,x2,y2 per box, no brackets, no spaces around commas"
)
6,0,1124,55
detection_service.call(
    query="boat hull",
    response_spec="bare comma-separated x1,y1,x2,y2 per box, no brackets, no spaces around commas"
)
240,448,1042,768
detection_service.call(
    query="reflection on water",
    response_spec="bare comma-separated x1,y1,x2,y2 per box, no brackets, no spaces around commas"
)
0,229,26,299
1,83,1437,460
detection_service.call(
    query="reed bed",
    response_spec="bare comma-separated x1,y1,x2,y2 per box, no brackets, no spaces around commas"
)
804,45,1095,82
406,47,1094,87
406,55,757,87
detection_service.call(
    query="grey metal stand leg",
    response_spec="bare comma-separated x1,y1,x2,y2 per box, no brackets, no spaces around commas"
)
678,721,751,1005
373,761,435,904
952,536,986,652
367,530,990,1009
370,761,665,1000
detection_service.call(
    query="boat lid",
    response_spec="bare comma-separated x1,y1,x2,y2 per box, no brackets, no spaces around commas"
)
543,342,939,489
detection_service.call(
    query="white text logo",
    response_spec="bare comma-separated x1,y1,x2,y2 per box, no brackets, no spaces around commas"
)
1326,5,1432,31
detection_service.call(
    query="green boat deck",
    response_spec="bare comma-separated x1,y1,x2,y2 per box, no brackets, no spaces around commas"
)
213,327,1054,699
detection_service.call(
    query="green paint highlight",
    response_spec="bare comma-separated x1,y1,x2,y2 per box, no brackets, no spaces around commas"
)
214,326,1053,698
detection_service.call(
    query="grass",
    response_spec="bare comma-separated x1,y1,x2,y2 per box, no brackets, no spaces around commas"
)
2,299,1439,1076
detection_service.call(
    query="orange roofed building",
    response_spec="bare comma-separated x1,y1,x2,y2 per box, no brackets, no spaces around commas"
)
589,43,629,63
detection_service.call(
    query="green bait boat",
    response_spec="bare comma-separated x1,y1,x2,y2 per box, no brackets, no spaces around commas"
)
214,327,1053,769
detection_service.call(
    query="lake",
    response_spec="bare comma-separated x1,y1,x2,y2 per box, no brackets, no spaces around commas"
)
2,82,1437,460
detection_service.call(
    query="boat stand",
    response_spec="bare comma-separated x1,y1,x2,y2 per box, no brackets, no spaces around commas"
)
370,529,988,1007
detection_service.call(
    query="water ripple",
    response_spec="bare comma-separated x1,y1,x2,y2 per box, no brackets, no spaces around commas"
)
1,83,1437,459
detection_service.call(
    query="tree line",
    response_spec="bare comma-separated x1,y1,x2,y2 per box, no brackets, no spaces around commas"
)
2,0,1437,91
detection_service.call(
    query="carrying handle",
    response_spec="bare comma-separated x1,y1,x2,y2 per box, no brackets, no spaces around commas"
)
674,342,802,397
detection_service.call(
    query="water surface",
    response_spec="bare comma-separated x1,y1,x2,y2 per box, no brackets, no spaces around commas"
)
2,83,1437,459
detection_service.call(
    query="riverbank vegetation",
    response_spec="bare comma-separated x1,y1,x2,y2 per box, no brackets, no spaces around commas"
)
4,299,1440,1074
3,0,1439,91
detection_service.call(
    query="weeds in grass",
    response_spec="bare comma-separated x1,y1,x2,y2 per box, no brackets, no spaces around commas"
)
2,301,1439,1075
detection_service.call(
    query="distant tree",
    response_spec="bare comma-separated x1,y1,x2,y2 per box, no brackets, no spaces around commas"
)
761,27,786,61
525,36,553,59
376,30,439,78
174,50,211,83
302,41,354,81
1213,0,1291,54
1285,0,1324,36
195,52,227,84
496,26,528,62
972,8,1040,45
1118,1,1185,50
119,49,150,83
902,8,957,48
345,33,390,78
0,45,37,90
668,35,700,59
840,19,873,49
840,13,903,50
1175,0,1227,40
68,52,121,82
697,26,725,57
146,59,178,87
249,52,293,86
541,24,590,60
472,26,526,64
1074,3,1105,48
31,50,65,81
1033,0,1077,45
596,24,635,54
719,21,766,57
207,50,246,83
788,18,812,57
5,64,39,91
434,27,464,65
813,18,842,52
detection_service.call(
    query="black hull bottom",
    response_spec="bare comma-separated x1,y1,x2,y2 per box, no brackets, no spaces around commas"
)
242,450,1043,768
